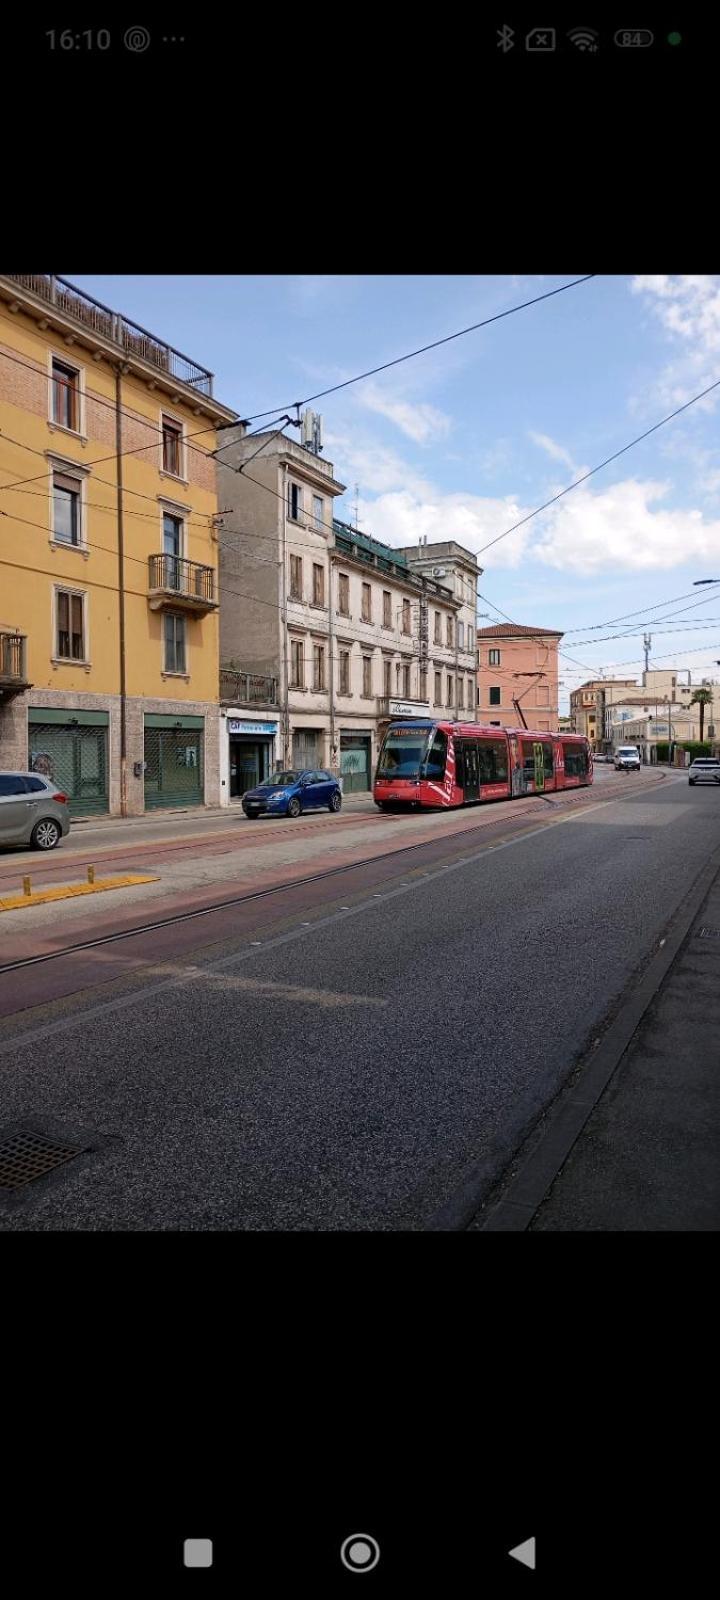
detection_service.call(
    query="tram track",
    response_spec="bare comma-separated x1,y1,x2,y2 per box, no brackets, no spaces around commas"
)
0,778,663,980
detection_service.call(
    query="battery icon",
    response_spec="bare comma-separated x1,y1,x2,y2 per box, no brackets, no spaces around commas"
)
614,29,654,47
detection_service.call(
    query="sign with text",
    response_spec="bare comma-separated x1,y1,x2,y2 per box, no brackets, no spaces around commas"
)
388,700,431,718
227,721,278,736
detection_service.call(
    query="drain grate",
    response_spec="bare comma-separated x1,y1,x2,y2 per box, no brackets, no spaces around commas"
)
0,1128,88,1192
696,926,720,940
0,1120,117,1208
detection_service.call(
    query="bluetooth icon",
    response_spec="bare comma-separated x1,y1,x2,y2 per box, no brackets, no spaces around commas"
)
497,24,515,51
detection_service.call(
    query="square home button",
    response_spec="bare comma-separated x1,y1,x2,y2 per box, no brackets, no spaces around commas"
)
184,1539,213,1568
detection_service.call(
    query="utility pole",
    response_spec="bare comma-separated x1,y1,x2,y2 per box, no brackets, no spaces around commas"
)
643,632,652,676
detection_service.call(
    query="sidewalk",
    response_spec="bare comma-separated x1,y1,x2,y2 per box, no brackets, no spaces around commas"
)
478,851,720,1232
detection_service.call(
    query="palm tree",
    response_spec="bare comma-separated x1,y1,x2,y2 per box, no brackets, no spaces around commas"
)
689,686,713,744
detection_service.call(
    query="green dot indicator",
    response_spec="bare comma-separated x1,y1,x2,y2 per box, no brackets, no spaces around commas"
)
667,31,682,45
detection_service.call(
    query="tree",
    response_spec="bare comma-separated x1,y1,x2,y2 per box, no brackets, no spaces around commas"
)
689,686,713,744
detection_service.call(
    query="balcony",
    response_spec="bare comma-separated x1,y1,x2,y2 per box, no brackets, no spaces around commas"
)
148,554,217,613
3,274,214,396
0,633,31,702
220,668,278,708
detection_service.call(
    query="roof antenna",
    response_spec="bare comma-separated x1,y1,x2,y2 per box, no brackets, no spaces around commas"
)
353,483,360,531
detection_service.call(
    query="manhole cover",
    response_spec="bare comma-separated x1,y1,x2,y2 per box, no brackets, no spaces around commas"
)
697,927,720,940
0,1121,116,1208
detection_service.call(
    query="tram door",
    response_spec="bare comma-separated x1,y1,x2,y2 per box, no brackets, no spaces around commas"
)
461,741,480,801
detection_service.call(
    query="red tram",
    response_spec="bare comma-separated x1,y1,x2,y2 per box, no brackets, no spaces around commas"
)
373,720,592,809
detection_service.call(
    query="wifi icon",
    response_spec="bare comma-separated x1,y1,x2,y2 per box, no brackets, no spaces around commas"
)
568,27,599,51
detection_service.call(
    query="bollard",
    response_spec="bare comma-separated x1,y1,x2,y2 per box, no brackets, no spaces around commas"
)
87,865,95,885
23,876,31,897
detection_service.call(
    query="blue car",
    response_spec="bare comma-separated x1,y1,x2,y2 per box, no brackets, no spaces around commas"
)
241,768,342,819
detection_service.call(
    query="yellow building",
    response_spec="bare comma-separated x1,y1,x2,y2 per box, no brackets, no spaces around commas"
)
0,274,236,814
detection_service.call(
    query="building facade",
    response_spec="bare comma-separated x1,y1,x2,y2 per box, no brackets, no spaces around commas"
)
476,623,562,731
570,678,638,749
0,273,236,815
216,428,474,797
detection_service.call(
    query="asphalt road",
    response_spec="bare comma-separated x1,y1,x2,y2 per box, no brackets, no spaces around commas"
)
1,772,718,1230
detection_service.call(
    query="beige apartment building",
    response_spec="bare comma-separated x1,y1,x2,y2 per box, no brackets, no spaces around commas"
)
476,623,562,731
571,677,638,749
215,425,477,797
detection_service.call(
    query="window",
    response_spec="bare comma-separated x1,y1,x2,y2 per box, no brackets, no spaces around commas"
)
537,685,550,706
56,589,85,660
489,648,501,666
424,728,448,781
383,659,391,698
0,775,27,796
538,720,550,731
312,563,324,606
313,494,324,530
458,679,464,710
447,674,453,705
290,639,304,688
361,582,372,623
563,742,589,777
434,671,442,705
338,573,350,615
476,739,509,783
162,415,183,477
383,590,391,628
288,482,302,521
434,611,442,644
489,687,501,706
458,621,465,650
362,655,372,697
24,776,50,793
447,616,454,648
420,667,428,702
164,612,186,674
339,650,350,695
467,627,474,652
52,471,81,546
402,598,411,635
289,555,303,600
313,643,325,691
162,512,183,587
403,664,411,697
51,358,80,431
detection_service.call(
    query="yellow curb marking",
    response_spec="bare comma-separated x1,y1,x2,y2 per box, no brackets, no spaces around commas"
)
0,874,159,912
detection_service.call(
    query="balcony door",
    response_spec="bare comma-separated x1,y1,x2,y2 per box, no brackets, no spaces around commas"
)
163,513,182,591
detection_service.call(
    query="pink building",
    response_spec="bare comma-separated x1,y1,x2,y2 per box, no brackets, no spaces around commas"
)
476,623,563,731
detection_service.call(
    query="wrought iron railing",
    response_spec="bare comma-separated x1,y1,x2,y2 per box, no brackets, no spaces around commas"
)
220,669,278,706
5,275,214,395
0,632,27,681
148,554,216,602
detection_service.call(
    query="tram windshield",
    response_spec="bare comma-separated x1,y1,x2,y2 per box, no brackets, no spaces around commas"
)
377,725,434,779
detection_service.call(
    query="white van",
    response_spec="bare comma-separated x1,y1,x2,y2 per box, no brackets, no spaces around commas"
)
614,745,641,771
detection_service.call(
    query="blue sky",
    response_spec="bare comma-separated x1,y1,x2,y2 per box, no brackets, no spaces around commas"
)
69,274,720,710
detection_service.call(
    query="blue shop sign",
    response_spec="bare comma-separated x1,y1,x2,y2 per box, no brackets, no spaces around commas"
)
227,720,277,735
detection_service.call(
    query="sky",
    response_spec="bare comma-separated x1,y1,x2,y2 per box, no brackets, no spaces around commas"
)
69,273,720,711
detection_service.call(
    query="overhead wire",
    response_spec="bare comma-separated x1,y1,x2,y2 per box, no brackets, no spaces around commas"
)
239,275,597,420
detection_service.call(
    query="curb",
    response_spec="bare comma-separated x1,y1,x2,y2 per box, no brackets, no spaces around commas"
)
427,841,720,1232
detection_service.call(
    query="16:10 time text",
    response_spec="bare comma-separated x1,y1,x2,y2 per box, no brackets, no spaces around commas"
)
45,30,111,49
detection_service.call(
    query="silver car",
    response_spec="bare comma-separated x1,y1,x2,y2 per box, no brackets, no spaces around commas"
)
0,772,71,850
688,758,720,786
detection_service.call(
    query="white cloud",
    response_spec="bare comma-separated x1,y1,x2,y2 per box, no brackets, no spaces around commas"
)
354,489,532,570
535,478,720,575
630,275,720,412
359,382,452,444
529,431,579,474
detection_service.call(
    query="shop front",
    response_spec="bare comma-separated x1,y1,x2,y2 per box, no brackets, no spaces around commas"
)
227,717,278,799
339,731,373,793
28,707,109,817
144,713,205,810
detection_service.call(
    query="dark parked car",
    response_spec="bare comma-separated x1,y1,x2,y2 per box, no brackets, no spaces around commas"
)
241,769,342,819
688,758,720,786
0,772,71,850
